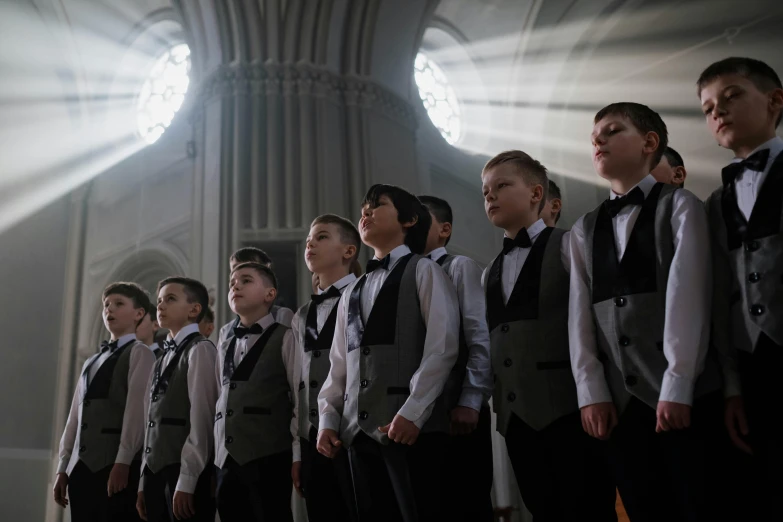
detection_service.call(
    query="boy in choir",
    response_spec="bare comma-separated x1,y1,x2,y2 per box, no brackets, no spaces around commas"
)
292,214,361,522
650,146,688,187
216,247,294,348
137,302,163,359
417,195,494,522
214,262,299,522
569,102,723,522
199,306,215,339
317,184,461,522
480,151,616,521
136,277,218,522
53,282,155,522
699,57,783,517
539,179,564,227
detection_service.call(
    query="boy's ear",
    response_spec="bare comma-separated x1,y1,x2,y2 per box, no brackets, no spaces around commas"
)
672,166,687,185
551,198,562,214
768,88,783,120
439,222,452,240
189,302,202,322
133,307,145,324
532,184,544,204
342,244,357,261
401,215,418,230
265,287,278,303
642,131,661,159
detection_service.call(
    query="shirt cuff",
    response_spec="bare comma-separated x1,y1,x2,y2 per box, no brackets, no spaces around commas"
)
575,378,614,408
292,440,301,463
399,399,434,429
138,474,145,492
659,372,695,405
115,448,137,466
175,473,198,494
457,389,485,412
56,458,69,475
319,413,342,433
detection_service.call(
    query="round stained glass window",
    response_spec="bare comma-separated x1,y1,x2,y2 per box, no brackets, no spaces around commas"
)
137,43,191,144
414,52,462,145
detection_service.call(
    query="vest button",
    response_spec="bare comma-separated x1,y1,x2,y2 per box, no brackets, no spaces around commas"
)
625,375,638,386
362,348,370,356
83,400,90,407
226,409,233,417
360,379,369,388
507,393,516,402
152,395,158,402
313,350,322,358
148,421,155,427
145,447,151,453
229,383,237,390
226,436,233,444
503,358,512,368
501,324,510,333
359,411,369,420
309,409,317,417
750,305,765,316
79,446,86,453
618,336,631,347
744,241,760,252
614,297,627,307
748,272,761,283
310,380,319,388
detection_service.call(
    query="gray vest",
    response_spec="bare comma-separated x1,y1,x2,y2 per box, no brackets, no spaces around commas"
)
215,324,292,466
706,154,783,352
341,254,449,446
485,228,578,434
296,296,341,441
584,183,720,412
70,340,139,473
142,333,205,472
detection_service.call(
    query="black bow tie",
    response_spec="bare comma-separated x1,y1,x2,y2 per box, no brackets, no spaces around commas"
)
311,285,341,305
366,255,391,273
162,339,178,352
100,340,119,353
502,229,532,255
233,323,264,339
603,186,645,218
721,149,770,185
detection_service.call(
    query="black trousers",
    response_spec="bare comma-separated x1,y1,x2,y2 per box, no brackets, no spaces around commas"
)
301,427,357,522
738,333,783,519
442,405,494,522
68,460,142,522
607,393,723,522
348,431,448,522
142,464,214,522
505,411,617,522
216,451,293,522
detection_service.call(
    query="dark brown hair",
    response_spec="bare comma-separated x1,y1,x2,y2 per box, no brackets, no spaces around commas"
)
311,214,363,277
231,262,279,290
156,277,210,323
594,102,668,167
102,282,152,326
361,184,432,255
230,247,272,267
482,150,549,212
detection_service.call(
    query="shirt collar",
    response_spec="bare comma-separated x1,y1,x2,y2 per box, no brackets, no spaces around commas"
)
504,218,547,243
732,136,783,169
171,323,200,344
148,342,159,352
372,244,411,272
255,313,276,330
609,174,657,200
318,273,357,294
113,333,137,347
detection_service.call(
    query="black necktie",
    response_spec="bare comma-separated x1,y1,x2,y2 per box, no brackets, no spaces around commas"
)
100,340,119,353
721,149,771,185
502,229,532,255
162,339,177,352
603,186,645,218
366,255,391,273
233,322,264,339
311,285,341,305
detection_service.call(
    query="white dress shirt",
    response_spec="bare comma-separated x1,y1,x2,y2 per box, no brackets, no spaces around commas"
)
216,305,294,348
730,136,783,220
140,323,218,493
428,247,493,411
568,174,712,407
58,334,154,474
214,313,300,463
319,244,461,432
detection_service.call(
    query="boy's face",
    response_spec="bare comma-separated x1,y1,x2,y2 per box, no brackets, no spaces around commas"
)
103,293,144,337
482,164,543,230
305,223,354,273
700,74,783,155
423,211,450,254
650,155,686,186
359,195,414,247
199,318,214,338
591,114,658,180
539,197,562,228
135,313,158,342
229,267,276,316
157,283,200,331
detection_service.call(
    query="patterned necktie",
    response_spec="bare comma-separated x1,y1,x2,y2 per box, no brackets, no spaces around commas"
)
162,339,178,352
721,149,771,185
365,254,391,273
603,186,645,218
502,229,532,255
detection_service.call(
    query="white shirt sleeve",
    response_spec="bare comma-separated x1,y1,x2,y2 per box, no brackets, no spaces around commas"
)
56,370,85,475
658,190,712,405
397,259,461,428
318,293,349,433
116,345,155,464
568,216,614,407
282,329,301,462
175,341,218,494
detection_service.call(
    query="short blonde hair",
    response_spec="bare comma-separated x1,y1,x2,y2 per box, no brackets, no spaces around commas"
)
482,150,549,210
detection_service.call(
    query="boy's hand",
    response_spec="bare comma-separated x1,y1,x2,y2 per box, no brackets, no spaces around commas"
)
724,396,752,454
173,490,196,520
53,472,69,508
450,406,479,435
378,414,420,445
580,402,618,440
292,461,304,497
136,491,148,521
107,463,129,496
656,401,691,432
317,429,343,458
